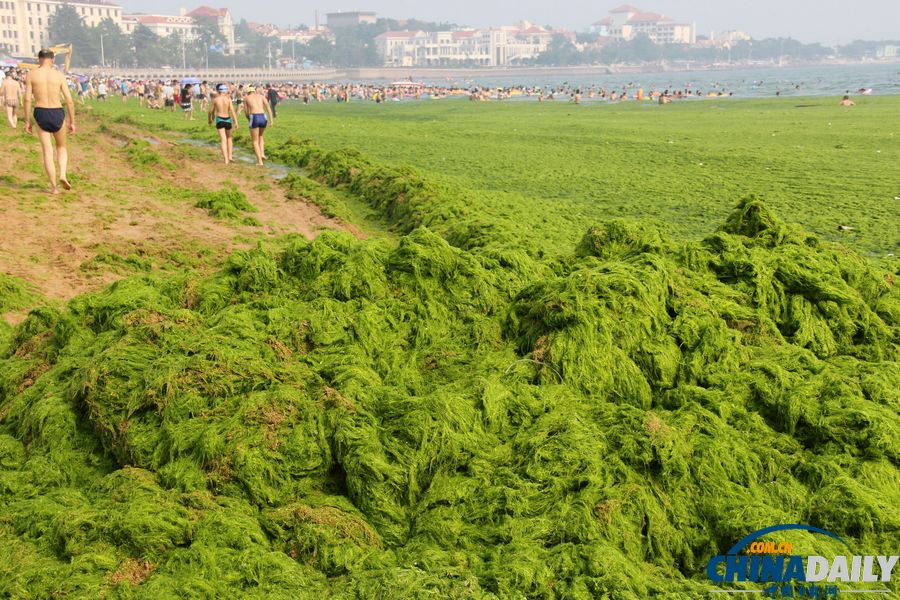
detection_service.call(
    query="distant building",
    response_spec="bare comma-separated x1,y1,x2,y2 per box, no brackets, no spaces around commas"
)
0,0,122,56
121,6,236,54
374,21,564,67
121,13,196,41
876,44,897,58
592,4,695,44
187,6,235,54
719,30,751,45
248,22,333,45
325,11,376,29
693,29,752,49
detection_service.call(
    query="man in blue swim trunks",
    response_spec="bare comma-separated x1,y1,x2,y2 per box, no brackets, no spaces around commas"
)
24,48,75,194
208,83,239,164
242,85,273,166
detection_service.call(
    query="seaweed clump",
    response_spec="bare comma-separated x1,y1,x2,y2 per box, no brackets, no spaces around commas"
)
0,198,897,598
194,188,260,225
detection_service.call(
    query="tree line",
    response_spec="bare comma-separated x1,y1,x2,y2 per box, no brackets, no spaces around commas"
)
532,33,900,66
27,8,898,69
38,9,455,69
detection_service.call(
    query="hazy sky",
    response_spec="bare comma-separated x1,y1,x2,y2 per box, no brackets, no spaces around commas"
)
122,0,900,45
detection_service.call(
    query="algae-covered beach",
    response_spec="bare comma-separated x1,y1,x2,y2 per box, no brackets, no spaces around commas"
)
0,95,897,598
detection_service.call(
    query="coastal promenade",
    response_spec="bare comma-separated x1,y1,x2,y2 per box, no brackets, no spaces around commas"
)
344,65,619,79
83,65,624,82
83,67,346,82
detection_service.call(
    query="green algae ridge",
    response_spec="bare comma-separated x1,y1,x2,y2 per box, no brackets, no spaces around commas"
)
0,198,897,598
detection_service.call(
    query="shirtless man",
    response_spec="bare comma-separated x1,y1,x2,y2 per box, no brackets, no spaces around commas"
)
1,69,22,128
136,81,146,108
24,49,76,194
242,85,273,166
198,81,209,112
208,83,238,164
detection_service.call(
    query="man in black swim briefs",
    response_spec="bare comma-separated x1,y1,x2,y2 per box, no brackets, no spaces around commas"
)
24,48,76,194
208,83,239,164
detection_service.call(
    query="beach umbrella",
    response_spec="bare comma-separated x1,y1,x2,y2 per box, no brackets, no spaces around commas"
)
180,77,201,85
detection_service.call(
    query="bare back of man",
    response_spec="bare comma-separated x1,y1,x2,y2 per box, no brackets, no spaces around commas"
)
242,89,273,166
1,72,22,128
24,50,76,194
209,87,238,164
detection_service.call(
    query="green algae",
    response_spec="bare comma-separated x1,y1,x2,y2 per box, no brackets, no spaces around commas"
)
91,97,900,258
282,173,354,222
0,274,38,315
123,139,175,171
0,274,41,348
194,189,260,225
0,191,896,597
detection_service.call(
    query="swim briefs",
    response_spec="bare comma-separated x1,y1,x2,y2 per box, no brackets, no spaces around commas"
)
215,116,233,130
33,107,65,133
249,113,267,129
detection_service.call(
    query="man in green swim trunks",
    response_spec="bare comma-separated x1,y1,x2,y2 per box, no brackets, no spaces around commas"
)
208,83,239,164
24,48,76,194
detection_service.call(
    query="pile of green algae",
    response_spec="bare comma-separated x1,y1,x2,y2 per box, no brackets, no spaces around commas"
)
0,140,897,599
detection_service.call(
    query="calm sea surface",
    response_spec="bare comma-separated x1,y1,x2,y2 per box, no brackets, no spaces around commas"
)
372,63,899,98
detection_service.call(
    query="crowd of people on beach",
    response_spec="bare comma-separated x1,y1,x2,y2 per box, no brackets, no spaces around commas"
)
2,47,872,197
4,68,759,115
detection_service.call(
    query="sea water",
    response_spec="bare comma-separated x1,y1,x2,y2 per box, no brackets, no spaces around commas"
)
407,62,899,98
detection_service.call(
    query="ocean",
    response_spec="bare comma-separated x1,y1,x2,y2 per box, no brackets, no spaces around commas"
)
404,62,900,98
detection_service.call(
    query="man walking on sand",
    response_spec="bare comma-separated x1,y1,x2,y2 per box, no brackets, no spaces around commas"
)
1,69,22,128
24,49,76,194
209,83,238,164
242,85,273,166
